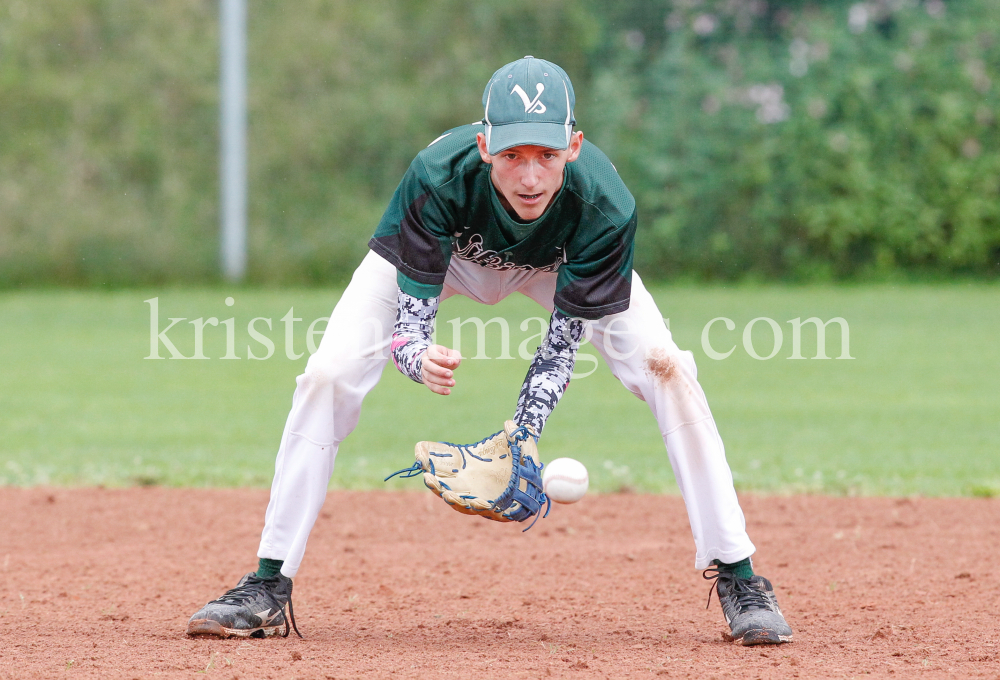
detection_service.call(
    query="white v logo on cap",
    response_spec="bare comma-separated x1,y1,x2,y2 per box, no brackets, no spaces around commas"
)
481,57,574,154
511,83,547,114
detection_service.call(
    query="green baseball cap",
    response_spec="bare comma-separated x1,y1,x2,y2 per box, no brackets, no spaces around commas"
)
482,56,576,155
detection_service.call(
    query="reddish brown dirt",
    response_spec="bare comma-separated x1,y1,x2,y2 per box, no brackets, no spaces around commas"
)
0,489,998,679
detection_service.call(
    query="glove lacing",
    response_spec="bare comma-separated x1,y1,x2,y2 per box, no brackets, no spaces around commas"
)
384,431,504,481
384,461,423,481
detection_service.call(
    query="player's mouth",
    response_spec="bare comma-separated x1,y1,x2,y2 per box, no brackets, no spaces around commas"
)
518,192,543,204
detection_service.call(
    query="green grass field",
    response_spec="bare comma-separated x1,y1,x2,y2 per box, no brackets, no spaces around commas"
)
1,284,997,495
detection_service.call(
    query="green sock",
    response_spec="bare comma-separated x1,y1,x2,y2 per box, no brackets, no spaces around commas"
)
715,557,754,580
256,558,284,579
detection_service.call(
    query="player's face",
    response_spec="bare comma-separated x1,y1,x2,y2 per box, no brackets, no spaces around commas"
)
476,132,583,221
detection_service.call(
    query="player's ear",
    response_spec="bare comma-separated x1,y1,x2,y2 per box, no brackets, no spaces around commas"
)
476,133,492,164
565,131,583,163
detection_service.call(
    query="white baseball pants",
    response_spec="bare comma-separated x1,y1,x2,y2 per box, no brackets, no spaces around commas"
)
258,251,755,576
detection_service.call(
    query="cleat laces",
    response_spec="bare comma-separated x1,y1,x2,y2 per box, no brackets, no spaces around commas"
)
702,565,772,612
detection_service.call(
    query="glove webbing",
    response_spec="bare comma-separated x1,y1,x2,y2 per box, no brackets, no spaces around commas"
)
493,426,551,530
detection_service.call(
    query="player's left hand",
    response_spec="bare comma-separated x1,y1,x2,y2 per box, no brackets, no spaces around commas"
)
420,344,462,395
386,421,550,528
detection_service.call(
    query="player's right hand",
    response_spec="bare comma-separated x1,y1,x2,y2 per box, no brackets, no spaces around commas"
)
421,344,462,395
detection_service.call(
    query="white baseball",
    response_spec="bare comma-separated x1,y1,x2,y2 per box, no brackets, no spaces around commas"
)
542,457,589,504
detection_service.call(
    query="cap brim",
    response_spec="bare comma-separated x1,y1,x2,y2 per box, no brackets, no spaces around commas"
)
486,122,569,155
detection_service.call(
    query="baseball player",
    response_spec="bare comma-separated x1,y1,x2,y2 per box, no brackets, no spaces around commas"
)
187,56,792,645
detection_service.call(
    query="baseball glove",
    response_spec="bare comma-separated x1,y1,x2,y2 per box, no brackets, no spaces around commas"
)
385,420,550,528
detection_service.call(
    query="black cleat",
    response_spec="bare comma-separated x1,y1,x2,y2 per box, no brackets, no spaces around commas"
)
187,572,302,639
704,566,793,645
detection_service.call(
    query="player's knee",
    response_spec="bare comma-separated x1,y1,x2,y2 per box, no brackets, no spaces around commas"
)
298,359,354,394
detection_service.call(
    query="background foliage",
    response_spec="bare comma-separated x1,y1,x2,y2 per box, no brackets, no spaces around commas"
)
1,0,998,286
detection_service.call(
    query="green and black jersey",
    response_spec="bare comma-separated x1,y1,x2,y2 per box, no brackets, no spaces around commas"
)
368,124,637,320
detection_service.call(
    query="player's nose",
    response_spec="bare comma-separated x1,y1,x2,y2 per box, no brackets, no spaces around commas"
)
520,161,541,190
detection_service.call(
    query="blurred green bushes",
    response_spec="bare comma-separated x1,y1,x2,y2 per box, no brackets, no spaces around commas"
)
0,0,997,286
602,0,1000,279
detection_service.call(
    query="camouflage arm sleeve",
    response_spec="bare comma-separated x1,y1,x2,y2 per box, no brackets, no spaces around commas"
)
513,310,586,437
391,289,439,384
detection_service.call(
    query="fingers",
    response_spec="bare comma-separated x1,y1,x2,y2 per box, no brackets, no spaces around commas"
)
429,344,462,369
421,345,462,396
422,362,454,395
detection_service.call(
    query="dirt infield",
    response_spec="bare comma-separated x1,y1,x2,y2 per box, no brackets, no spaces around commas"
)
0,488,998,679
